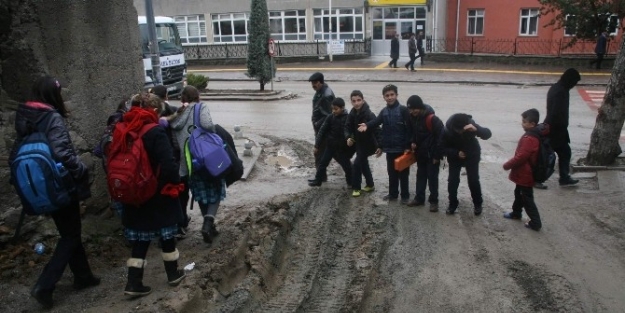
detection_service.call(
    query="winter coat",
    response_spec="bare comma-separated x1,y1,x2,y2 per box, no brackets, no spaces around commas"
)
390,37,400,59
167,102,214,177
122,119,182,231
344,102,381,156
366,101,412,153
442,113,492,163
503,126,543,187
408,37,417,54
544,68,580,148
311,84,335,131
410,105,444,163
417,36,424,49
316,109,350,151
9,101,90,200
595,34,607,54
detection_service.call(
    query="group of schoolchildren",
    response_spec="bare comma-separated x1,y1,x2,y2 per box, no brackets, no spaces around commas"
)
9,76,235,309
307,72,545,234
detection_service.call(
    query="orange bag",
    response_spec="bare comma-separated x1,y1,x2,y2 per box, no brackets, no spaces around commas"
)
394,152,416,171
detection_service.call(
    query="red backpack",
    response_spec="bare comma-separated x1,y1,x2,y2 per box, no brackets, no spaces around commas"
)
106,123,159,206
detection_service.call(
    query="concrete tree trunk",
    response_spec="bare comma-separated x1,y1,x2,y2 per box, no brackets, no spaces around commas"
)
586,39,625,165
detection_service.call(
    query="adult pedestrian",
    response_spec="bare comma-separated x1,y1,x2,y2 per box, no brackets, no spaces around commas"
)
589,31,608,70
414,31,426,65
10,76,98,309
541,68,581,187
404,33,417,71
309,72,335,182
389,33,400,68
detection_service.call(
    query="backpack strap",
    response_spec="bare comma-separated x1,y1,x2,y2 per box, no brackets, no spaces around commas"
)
425,113,434,132
193,102,202,128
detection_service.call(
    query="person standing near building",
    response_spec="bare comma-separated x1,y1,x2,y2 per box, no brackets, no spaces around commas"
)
590,31,608,70
414,31,426,66
308,72,335,183
389,33,400,68
404,33,417,71
542,68,581,187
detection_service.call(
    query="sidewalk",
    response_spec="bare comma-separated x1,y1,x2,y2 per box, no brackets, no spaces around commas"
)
189,56,611,86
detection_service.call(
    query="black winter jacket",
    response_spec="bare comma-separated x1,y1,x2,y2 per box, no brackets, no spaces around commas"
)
311,84,335,131
442,113,492,163
316,109,350,150
122,124,182,231
410,105,444,162
544,68,580,147
366,101,412,153
9,101,90,200
344,102,381,156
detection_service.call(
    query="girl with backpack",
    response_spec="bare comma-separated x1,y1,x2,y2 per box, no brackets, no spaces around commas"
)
163,85,225,244
109,93,186,297
9,76,98,309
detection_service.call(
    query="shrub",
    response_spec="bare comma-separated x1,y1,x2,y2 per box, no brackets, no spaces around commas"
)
186,73,209,90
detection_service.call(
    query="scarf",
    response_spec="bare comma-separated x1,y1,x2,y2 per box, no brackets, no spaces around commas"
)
111,106,158,152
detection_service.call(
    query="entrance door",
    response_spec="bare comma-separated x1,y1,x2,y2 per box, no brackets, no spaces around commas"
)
399,21,414,56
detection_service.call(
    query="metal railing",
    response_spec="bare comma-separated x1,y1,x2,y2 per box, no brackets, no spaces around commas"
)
183,39,371,60
427,37,621,57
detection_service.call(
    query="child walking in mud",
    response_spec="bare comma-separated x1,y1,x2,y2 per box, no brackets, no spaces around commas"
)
344,90,381,197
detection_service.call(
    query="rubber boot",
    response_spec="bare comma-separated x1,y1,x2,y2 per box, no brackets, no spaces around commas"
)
201,216,215,243
163,249,186,286
124,258,151,297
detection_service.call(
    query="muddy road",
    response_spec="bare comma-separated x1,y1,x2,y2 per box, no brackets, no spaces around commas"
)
1,82,624,312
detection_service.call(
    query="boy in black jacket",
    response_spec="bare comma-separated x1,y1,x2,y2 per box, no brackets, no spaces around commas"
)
442,113,492,215
309,98,353,187
345,90,381,197
406,95,444,212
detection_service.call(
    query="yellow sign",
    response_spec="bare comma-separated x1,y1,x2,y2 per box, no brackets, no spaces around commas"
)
368,0,427,6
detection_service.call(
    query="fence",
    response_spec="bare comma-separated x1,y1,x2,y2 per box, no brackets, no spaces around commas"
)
183,39,371,60
428,37,622,57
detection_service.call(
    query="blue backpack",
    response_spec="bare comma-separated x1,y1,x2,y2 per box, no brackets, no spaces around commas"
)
186,103,231,177
11,118,75,215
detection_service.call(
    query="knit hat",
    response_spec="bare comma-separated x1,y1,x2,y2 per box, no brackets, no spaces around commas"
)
406,95,425,110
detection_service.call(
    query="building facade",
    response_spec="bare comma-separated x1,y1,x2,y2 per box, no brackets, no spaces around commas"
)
133,0,447,56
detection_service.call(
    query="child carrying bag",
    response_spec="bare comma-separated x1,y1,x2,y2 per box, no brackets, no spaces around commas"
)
394,152,416,171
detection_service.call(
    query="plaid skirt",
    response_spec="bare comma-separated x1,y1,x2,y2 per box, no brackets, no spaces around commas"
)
124,225,178,241
189,172,226,205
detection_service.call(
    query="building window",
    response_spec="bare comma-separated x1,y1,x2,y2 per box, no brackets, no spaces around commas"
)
467,9,484,35
313,8,364,40
519,8,539,36
608,14,619,35
564,15,576,36
269,10,306,41
174,15,207,44
212,13,248,43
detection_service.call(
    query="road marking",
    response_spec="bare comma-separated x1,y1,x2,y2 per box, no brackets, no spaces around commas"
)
578,88,625,142
374,61,389,69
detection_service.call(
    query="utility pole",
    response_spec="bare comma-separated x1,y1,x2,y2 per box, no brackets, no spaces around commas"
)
328,0,333,62
145,0,162,85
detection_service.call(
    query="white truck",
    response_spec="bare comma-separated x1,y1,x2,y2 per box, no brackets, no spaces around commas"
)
138,16,186,96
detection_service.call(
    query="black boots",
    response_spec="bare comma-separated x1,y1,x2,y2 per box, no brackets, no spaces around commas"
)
73,274,101,290
124,258,151,297
163,249,186,286
31,285,54,309
201,216,219,243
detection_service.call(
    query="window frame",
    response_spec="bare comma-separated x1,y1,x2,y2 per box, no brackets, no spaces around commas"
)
313,8,364,40
269,10,307,41
467,9,485,36
519,8,539,36
211,12,249,43
174,15,208,45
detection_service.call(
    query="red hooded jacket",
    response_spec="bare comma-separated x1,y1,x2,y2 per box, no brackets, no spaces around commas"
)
503,133,539,187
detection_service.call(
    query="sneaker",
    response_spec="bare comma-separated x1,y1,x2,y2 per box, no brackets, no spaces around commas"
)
446,206,457,215
308,180,322,187
407,199,425,207
503,212,522,220
524,222,541,231
534,182,548,189
362,186,375,192
400,198,410,205
429,203,439,212
352,190,361,197
559,177,579,186
382,194,398,201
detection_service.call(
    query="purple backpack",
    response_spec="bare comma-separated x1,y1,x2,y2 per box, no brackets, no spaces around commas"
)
187,103,232,177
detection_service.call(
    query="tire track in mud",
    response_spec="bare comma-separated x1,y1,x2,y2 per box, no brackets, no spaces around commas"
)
258,190,388,313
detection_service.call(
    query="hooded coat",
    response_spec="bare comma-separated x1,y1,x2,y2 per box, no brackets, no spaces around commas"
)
344,102,381,156
544,68,580,147
410,104,444,163
503,124,549,187
442,113,492,162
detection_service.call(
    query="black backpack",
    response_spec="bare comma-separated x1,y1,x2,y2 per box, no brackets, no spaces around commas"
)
527,132,556,183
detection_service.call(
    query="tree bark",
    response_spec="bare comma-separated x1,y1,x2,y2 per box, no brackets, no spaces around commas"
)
585,38,625,165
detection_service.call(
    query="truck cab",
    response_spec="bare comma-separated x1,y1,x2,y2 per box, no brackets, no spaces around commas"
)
138,16,186,97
